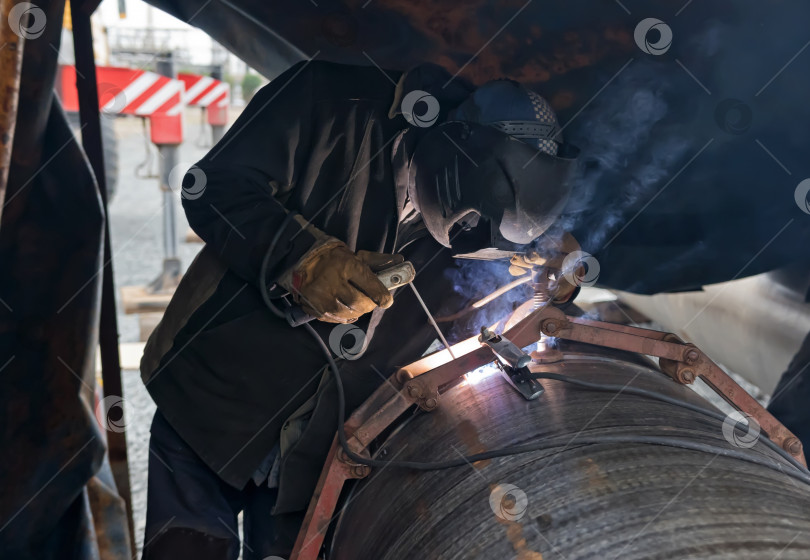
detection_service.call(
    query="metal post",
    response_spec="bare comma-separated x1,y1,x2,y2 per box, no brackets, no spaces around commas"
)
157,143,181,279
70,1,136,554
210,64,226,144
150,53,182,292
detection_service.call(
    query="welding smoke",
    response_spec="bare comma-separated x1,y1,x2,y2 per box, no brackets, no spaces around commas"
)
440,259,532,342
562,60,692,256
558,13,810,293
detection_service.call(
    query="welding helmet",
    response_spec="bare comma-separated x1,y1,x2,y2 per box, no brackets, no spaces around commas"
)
407,80,579,256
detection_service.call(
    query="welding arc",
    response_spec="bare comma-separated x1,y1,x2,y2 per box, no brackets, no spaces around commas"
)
260,218,810,483
435,275,531,323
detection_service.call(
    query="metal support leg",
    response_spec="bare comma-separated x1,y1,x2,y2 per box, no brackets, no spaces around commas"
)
148,143,182,292
211,124,226,144
210,64,226,144
148,54,182,293
71,2,135,553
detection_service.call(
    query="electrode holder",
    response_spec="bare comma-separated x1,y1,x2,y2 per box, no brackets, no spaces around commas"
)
479,327,544,400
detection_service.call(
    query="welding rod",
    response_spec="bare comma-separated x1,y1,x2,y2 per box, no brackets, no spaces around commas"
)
435,275,531,323
409,283,456,359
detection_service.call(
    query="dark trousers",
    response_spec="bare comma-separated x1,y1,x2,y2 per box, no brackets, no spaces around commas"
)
142,411,303,560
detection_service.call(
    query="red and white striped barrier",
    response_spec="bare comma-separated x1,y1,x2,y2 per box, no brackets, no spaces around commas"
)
58,65,184,145
179,73,229,127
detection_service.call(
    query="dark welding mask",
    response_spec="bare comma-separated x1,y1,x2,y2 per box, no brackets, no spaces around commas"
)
408,121,579,254
406,80,579,258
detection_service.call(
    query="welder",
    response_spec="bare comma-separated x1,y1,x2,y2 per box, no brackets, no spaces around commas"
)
139,60,580,559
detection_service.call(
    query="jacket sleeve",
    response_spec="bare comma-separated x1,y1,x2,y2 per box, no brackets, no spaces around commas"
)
181,61,318,290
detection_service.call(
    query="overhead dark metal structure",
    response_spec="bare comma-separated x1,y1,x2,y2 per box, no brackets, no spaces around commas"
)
148,0,810,293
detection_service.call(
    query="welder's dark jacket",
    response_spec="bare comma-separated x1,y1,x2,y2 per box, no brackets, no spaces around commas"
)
141,61,473,513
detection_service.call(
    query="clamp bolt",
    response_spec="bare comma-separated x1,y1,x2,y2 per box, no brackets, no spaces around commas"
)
784,437,803,456
407,384,422,399
685,349,700,364
424,397,438,410
543,320,558,335
679,369,696,384
337,448,350,464
352,465,371,478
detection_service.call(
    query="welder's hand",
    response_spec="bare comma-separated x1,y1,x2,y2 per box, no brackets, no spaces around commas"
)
287,240,402,323
508,232,582,304
508,232,582,275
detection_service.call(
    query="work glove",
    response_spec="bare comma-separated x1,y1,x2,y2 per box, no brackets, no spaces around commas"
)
279,221,402,323
508,232,583,304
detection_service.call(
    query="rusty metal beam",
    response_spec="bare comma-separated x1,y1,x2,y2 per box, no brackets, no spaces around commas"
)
290,438,365,559
0,0,25,225
70,1,135,553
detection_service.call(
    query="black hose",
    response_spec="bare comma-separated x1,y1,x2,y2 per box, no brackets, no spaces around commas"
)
259,212,297,320
259,218,810,484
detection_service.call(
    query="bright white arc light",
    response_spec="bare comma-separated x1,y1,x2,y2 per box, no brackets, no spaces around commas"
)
465,364,500,385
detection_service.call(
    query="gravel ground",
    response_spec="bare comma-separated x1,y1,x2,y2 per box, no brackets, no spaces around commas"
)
121,371,154,554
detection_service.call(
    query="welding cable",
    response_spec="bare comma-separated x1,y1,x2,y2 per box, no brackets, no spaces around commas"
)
259,212,299,320
358,434,810,486
259,219,810,485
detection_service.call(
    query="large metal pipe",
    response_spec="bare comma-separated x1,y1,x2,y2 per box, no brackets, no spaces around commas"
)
330,343,810,559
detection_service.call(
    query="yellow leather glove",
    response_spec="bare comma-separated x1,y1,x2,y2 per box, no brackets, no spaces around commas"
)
283,237,403,324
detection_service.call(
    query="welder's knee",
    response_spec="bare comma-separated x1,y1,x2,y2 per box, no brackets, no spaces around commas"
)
142,527,238,560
